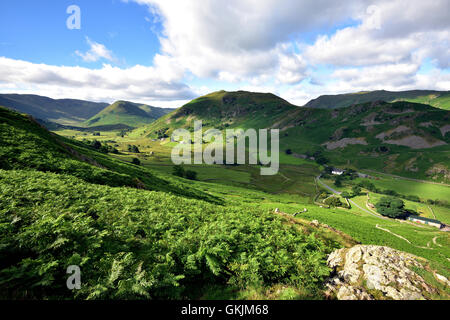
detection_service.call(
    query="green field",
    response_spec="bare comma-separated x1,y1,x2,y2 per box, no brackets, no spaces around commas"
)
356,171,450,200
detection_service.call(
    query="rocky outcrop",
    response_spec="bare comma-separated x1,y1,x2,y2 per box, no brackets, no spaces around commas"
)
323,138,368,150
325,245,440,300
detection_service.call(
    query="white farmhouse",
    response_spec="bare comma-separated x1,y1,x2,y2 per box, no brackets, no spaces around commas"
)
332,168,344,175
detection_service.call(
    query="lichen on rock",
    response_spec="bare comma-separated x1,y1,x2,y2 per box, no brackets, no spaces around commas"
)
325,245,441,300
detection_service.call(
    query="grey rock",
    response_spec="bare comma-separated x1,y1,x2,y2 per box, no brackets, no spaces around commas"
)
326,245,432,300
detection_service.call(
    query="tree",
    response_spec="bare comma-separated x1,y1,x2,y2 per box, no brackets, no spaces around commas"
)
324,196,343,207
341,191,351,199
185,170,197,180
172,165,185,177
352,185,361,196
131,158,140,165
92,140,102,150
315,154,329,165
334,176,342,187
375,197,405,218
128,145,140,153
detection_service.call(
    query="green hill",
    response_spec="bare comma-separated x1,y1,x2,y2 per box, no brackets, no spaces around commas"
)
1,98,449,300
137,90,297,139
0,105,343,300
0,94,108,125
304,90,450,110
84,100,174,128
137,91,450,182
0,106,213,201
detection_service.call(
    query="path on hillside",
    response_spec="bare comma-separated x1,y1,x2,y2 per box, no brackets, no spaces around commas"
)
375,224,411,243
316,176,387,220
361,169,450,187
428,206,437,219
432,236,442,247
375,224,437,250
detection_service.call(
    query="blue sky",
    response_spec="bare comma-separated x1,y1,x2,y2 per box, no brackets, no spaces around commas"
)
0,0,161,67
0,0,448,107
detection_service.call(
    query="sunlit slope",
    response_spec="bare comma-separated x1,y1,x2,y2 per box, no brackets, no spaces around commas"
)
277,101,450,181
134,89,450,181
0,106,214,201
304,90,450,110
136,90,297,138
84,101,173,128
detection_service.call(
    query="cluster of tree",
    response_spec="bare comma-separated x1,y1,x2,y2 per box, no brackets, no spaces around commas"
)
155,128,169,139
82,139,118,154
127,145,140,153
172,165,198,180
131,158,141,166
341,185,361,198
426,198,450,208
312,151,328,165
375,197,406,219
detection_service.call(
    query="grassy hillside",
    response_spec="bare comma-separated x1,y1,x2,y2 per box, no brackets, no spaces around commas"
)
304,90,450,110
84,101,173,128
276,101,450,182
137,90,297,139
0,106,215,201
135,91,450,182
0,94,108,125
0,106,353,300
1,101,449,300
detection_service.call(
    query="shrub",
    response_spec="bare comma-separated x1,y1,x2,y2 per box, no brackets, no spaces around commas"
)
131,158,140,165
172,165,185,177
185,170,197,180
128,145,140,153
341,191,351,198
324,196,343,207
351,185,361,196
375,197,405,218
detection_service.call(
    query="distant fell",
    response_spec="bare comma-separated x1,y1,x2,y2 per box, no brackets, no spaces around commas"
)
0,94,108,125
83,100,174,128
304,90,450,110
141,90,297,137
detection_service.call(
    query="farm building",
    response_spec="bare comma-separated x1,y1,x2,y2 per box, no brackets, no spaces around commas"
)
331,168,344,175
407,215,442,229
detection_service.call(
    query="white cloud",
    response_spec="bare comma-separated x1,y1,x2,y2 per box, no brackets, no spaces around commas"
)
75,37,115,63
131,0,373,84
304,0,450,68
0,57,196,105
128,0,449,99
3,0,450,106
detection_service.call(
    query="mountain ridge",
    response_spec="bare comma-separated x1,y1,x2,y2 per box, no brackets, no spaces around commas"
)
0,93,109,125
304,90,450,110
84,100,175,128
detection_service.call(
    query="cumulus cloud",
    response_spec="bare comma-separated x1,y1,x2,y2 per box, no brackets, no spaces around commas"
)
130,0,373,84
128,0,449,98
3,0,449,105
75,37,115,63
0,57,196,105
